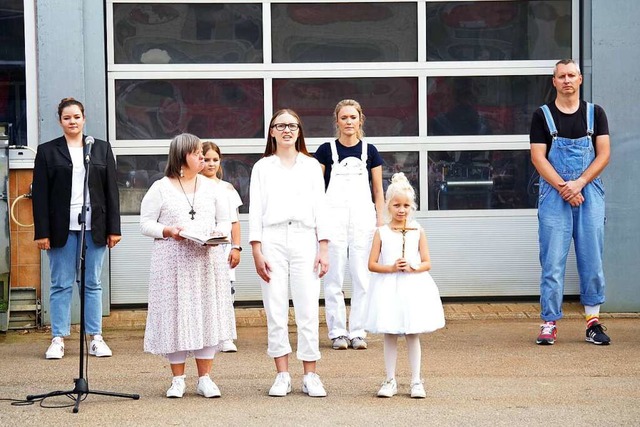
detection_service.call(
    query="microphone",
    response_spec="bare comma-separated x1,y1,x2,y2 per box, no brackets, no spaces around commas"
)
84,136,95,163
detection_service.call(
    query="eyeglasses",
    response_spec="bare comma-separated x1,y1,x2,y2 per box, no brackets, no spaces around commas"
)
271,123,300,132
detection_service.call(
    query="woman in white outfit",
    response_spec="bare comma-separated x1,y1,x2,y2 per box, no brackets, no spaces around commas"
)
249,109,330,397
201,141,242,353
314,99,385,350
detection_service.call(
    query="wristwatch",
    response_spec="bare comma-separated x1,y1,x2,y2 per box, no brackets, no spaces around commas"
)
231,245,242,252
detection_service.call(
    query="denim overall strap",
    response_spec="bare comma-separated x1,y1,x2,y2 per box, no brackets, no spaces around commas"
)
536,102,606,322
541,102,594,138
540,104,558,137
586,102,594,136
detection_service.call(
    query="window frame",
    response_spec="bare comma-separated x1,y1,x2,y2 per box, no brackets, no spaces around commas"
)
106,0,580,217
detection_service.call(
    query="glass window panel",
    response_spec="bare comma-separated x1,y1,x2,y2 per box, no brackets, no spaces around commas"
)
273,77,418,137
271,2,417,63
115,79,264,140
219,153,261,214
117,153,261,214
427,150,538,210
427,76,553,136
0,3,27,146
426,1,572,61
117,154,166,215
113,3,263,64
379,151,420,210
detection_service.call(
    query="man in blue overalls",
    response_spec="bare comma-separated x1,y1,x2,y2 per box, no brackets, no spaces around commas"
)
530,59,611,346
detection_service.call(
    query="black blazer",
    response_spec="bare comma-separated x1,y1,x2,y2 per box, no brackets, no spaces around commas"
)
32,135,121,248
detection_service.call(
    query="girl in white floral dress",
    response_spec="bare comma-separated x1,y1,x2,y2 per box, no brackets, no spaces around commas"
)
140,133,234,399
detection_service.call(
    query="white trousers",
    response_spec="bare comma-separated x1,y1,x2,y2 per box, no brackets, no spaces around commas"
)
323,205,375,340
260,222,321,361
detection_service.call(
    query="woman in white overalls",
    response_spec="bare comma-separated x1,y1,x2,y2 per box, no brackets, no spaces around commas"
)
315,99,385,350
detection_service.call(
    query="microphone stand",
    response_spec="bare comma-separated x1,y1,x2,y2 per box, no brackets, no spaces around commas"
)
26,138,139,413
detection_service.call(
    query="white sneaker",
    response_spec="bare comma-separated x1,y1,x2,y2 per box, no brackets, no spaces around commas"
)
89,335,113,357
377,378,397,398
45,337,64,359
268,372,292,397
221,340,238,353
166,375,186,398
410,380,426,398
331,336,349,350
196,375,221,398
350,337,368,350
302,372,327,397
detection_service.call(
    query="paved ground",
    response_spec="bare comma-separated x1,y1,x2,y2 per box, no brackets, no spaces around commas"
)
1,305,639,426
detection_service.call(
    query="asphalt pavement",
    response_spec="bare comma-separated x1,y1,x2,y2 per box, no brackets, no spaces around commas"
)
0,311,639,426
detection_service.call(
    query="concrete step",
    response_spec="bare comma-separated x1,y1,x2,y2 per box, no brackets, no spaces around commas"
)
98,301,632,331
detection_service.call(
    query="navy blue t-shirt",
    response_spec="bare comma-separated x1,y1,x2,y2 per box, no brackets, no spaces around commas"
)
314,140,384,190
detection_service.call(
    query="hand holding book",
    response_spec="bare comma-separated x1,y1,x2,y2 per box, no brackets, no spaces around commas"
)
179,230,231,246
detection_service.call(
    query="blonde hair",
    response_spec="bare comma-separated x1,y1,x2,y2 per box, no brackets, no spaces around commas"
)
333,99,365,140
384,172,416,222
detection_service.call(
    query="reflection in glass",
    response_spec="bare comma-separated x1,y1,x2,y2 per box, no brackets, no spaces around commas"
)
0,3,27,146
271,2,417,63
273,77,418,137
426,1,571,61
427,76,553,136
117,154,166,215
379,151,420,210
217,153,261,214
115,79,264,140
113,3,262,64
427,150,538,210
117,153,261,214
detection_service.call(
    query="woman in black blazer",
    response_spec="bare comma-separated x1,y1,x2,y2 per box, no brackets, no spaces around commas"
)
32,98,121,360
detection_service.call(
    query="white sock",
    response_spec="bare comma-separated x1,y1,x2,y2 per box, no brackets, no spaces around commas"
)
585,305,600,317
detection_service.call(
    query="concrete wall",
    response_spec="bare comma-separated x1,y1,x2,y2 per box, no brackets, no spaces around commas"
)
591,1,640,311
36,1,110,321
36,0,107,141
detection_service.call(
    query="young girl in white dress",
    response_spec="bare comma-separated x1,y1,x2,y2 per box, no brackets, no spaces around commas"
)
366,172,445,399
201,141,243,353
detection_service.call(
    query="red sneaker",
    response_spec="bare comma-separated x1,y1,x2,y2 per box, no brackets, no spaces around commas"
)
536,322,557,345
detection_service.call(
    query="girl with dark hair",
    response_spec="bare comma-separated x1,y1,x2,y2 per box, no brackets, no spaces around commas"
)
32,97,121,360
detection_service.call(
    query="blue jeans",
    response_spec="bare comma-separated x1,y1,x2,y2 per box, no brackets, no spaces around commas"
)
538,179,606,321
537,103,606,322
47,231,107,337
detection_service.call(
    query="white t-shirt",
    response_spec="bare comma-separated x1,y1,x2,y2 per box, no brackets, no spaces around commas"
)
68,146,91,231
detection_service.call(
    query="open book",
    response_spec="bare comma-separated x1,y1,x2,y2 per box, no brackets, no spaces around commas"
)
179,230,231,246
